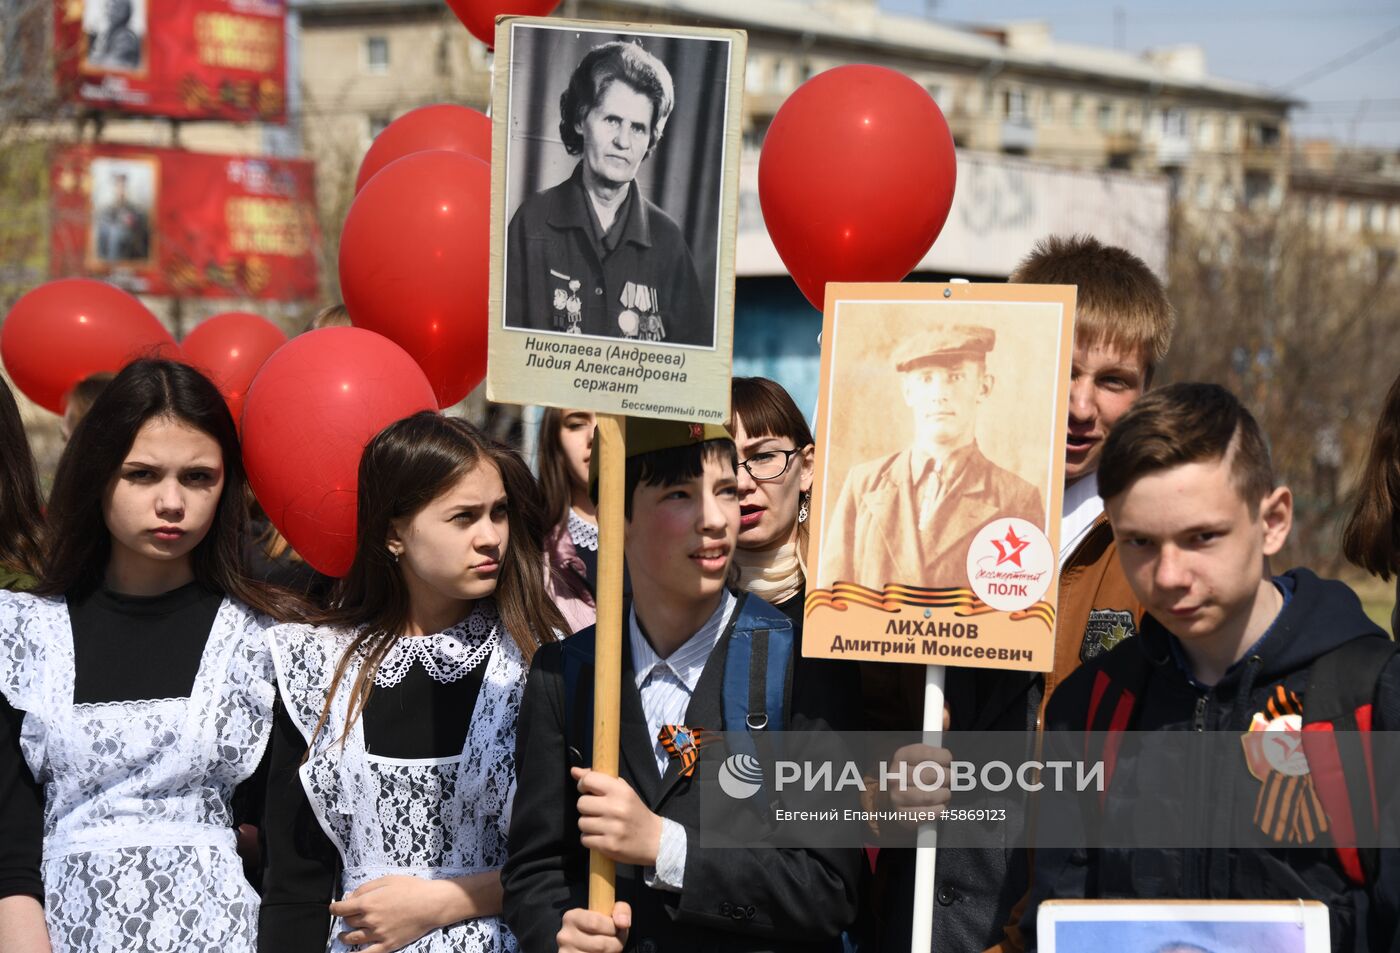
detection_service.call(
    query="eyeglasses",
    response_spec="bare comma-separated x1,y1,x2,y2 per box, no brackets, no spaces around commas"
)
737,445,809,482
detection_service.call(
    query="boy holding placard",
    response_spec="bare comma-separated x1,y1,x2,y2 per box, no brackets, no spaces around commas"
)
1026,383,1400,953
865,235,1175,952
502,419,862,953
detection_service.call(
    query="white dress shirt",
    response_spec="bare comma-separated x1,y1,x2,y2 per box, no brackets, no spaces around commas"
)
1060,472,1105,569
627,589,738,891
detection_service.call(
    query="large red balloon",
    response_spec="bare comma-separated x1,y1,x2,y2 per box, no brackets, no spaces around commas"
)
444,0,559,47
355,105,492,194
1,278,176,414
339,150,490,408
758,66,957,311
241,327,438,577
181,312,288,425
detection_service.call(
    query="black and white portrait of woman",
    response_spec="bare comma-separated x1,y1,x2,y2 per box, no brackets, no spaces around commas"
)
500,23,733,350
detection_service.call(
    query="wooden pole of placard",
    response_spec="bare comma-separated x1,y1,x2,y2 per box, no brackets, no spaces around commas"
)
909,664,947,953
588,413,627,912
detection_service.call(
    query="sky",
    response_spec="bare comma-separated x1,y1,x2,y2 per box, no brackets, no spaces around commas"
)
879,0,1400,149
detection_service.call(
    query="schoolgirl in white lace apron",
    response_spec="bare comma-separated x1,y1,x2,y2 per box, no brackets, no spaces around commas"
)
0,360,297,953
260,413,566,953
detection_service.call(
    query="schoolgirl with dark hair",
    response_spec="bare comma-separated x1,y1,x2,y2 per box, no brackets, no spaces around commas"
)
0,358,293,953
260,411,566,953
1343,368,1400,634
0,377,44,590
537,406,597,631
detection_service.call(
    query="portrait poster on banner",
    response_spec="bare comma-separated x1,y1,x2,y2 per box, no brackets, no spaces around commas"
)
804,283,1076,672
55,0,287,122
1038,899,1332,953
486,16,745,420
51,143,319,301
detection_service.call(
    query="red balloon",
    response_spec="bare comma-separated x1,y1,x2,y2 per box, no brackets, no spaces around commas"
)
443,0,559,47
241,327,438,577
356,105,492,194
339,150,490,408
181,312,288,425
758,66,957,311
0,278,177,414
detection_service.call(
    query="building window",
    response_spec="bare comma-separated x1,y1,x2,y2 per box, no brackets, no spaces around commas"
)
367,114,392,139
1070,95,1086,127
1253,122,1281,147
1224,116,1241,147
1107,152,1132,171
745,58,766,94
1347,203,1363,232
1097,102,1115,132
1243,171,1272,209
1162,108,1186,138
1370,203,1386,231
1004,87,1027,121
1196,115,1217,148
773,59,796,93
435,31,451,78
1390,205,1400,235
742,121,768,151
365,35,389,73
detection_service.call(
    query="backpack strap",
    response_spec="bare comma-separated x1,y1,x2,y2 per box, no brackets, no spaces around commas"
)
1081,640,1154,805
562,595,796,769
1301,636,1398,887
721,595,794,733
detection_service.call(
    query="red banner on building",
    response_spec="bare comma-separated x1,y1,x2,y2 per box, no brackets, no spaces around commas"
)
55,0,287,122
50,144,320,301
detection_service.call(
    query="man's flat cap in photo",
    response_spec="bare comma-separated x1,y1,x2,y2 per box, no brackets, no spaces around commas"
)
894,324,996,372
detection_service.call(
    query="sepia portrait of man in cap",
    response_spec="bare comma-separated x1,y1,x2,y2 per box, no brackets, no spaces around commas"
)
820,323,1044,591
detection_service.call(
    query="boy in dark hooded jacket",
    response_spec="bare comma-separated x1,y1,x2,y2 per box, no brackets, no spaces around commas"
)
1024,383,1400,952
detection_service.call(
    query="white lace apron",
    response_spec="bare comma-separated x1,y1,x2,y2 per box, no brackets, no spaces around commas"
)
0,589,275,953
268,601,524,953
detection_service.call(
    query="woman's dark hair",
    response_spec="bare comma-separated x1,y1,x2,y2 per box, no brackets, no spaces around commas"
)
728,377,815,453
309,412,565,744
728,377,816,558
35,359,296,617
1343,370,1400,579
0,377,44,577
558,40,674,156
538,407,582,529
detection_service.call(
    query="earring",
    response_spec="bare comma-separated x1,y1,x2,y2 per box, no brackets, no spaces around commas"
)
798,494,810,524
388,549,400,563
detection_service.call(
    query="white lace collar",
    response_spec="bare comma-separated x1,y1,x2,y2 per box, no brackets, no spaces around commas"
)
373,604,499,688
568,509,599,552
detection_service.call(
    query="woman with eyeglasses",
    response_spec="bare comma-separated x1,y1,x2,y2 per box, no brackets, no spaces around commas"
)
728,378,815,629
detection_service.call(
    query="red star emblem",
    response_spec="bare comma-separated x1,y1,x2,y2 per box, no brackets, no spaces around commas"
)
991,526,1031,567
689,423,703,439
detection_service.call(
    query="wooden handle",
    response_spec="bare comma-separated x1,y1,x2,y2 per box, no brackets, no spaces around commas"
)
588,413,626,912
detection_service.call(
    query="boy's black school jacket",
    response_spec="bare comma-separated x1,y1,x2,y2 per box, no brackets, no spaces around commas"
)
502,592,864,953
1025,569,1400,953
